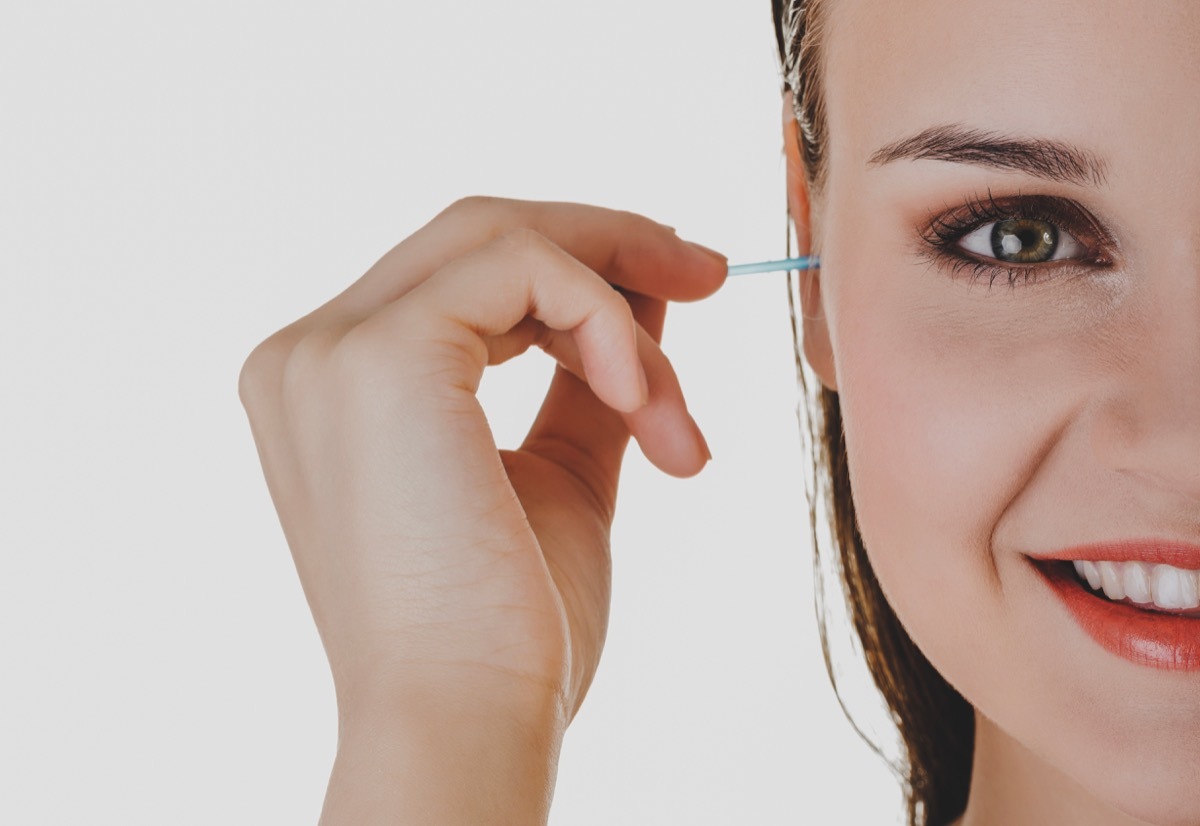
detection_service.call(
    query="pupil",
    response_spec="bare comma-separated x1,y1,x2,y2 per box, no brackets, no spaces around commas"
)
991,218,1057,263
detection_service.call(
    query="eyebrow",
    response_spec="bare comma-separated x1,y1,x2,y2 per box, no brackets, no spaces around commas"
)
866,124,1109,188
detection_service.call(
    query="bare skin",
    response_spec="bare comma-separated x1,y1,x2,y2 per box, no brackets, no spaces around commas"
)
239,1,1200,824
238,200,725,823
789,1,1200,824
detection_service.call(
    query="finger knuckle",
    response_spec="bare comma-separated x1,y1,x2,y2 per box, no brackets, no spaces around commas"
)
237,340,272,410
279,326,350,406
600,277,638,316
236,354,263,411
613,207,656,233
238,327,302,410
608,224,656,278
325,320,391,378
443,194,510,222
494,225,551,255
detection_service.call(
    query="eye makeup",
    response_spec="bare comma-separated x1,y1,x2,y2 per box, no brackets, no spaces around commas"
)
917,189,1117,289
725,191,1117,289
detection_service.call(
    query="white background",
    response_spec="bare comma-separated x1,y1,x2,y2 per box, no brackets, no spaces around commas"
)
1,1,904,822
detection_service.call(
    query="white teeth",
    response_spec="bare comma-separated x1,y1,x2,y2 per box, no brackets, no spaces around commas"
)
1151,564,1184,608
1098,561,1126,600
1150,564,1200,610
1123,563,1152,603
1073,560,1104,590
1072,559,1200,611
1180,568,1200,609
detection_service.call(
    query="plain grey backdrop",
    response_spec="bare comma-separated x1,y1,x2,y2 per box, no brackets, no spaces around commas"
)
2,1,905,822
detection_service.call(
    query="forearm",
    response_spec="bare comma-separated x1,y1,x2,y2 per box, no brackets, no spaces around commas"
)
319,684,567,825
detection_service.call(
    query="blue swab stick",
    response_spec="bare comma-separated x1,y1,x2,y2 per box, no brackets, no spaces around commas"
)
726,255,820,276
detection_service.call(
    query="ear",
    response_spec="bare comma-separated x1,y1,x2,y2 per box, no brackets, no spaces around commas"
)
783,91,837,392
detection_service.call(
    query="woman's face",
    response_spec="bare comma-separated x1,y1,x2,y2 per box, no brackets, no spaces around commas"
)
793,0,1200,822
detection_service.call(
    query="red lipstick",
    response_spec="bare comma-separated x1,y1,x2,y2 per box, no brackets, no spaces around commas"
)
1031,539,1200,569
1029,542,1200,672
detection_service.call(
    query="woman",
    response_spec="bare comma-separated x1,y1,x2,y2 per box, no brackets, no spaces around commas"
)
238,1,1200,823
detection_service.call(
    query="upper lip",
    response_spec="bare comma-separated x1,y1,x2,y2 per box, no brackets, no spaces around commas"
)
1027,539,1200,569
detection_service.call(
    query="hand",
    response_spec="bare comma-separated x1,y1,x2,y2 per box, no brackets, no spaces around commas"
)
238,196,726,728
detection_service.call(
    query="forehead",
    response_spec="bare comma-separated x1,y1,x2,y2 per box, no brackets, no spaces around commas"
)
820,0,1200,179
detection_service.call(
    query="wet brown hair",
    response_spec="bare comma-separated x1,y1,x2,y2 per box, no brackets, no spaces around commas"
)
771,2,975,825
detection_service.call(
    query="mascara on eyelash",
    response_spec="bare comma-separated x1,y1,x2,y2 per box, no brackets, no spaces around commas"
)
919,192,1114,288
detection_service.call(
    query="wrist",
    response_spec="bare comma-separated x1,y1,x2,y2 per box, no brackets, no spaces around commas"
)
321,678,567,825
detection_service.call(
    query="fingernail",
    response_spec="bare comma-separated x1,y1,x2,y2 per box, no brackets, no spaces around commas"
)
683,239,728,265
657,222,678,235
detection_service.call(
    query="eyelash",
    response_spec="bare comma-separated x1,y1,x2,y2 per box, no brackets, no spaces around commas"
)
918,189,1114,289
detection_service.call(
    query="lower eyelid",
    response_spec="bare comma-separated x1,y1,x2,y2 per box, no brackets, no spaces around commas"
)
945,255,1064,288
918,241,1101,290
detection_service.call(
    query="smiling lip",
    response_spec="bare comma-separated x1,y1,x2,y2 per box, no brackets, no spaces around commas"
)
1028,539,1200,568
1028,541,1200,672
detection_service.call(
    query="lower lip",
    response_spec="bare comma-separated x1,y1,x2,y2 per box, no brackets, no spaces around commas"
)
1031,559,1200,671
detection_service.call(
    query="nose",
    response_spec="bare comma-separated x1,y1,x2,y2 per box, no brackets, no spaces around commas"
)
1090,250,1200,509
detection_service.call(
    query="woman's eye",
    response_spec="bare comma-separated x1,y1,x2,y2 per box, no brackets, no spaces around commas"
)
957,217,1086,264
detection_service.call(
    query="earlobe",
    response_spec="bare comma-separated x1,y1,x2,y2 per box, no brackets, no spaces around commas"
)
800,276,837,392
782,92,838,392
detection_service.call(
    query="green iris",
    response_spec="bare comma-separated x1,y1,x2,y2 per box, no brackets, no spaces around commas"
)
990,218,1058,263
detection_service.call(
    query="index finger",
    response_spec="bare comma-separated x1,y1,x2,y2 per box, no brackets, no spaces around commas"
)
335,196,729,315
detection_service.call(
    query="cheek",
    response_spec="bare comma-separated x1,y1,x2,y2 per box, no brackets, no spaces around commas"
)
827,271,1200,821
827,279,1068,694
